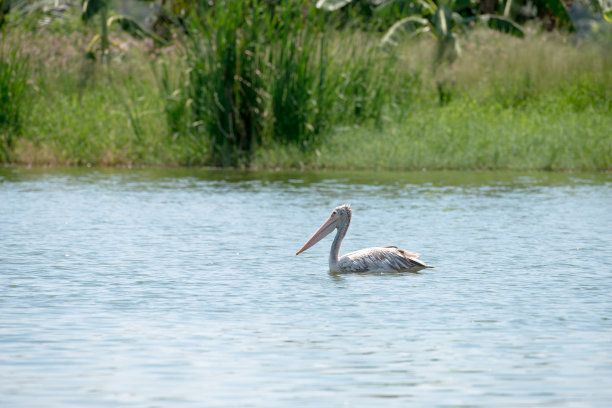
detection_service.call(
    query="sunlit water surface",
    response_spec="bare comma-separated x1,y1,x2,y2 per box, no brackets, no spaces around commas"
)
1,168,611,407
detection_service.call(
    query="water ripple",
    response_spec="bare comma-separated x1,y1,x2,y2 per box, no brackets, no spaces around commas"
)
1,168,611,407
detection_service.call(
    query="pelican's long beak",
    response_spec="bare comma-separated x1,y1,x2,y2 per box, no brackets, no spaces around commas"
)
296,216,336,255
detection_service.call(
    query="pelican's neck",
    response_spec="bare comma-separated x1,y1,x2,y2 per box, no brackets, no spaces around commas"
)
329,213,350,271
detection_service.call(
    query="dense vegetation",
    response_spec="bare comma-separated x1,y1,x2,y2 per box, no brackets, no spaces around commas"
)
0,0,611,170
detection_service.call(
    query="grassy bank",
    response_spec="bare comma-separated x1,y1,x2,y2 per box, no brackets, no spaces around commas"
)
2,20,611,171
256,29,612,171
257,100,611,171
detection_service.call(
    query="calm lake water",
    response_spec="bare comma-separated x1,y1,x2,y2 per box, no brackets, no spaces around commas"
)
1,168,611,407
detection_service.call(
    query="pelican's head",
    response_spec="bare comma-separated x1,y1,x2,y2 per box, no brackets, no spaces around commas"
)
296,204,351,255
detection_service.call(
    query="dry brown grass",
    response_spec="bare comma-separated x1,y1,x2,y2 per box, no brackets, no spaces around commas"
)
12,140,60,166
405,26,612,96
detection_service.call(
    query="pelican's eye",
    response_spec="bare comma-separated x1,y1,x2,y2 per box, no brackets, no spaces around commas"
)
332,210,337,216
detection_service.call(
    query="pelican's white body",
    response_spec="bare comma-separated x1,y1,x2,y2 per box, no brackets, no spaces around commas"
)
334,245,430,273
297,204,433,273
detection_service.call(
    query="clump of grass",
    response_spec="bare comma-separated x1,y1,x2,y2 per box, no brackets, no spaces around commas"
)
154,57,197,165
267,7,328,149
168,1,398,166
9,28,169,166
255,100,611,171
426,27,612,109
327,31,391,125
0,40,29,162
182,1,268,167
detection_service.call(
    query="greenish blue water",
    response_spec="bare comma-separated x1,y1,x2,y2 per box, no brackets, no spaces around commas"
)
1,168,611,407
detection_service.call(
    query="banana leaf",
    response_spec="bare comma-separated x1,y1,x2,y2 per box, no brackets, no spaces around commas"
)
315,0,353,11
479,14,525,38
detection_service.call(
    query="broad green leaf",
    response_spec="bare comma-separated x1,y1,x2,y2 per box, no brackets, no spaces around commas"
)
451,11,464,30
380,16,429,46
86,33,102,53
433,6,451,38
479,14,525,38
315,0,354,11
604,9,612,23
82,0,106,21
106,14,166,43
417,0,438,15
542,0,574,30
435,31,461,66
503,0,513,17
376,0,437,15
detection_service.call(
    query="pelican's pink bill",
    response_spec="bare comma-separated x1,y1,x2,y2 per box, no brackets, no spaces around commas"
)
296,216,336,255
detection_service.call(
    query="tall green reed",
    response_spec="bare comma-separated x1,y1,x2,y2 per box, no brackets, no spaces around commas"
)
169,1,393,166
267,5,329,149
328,41,391,125
0,41,29,162
154,58,198,165
184,1,267,167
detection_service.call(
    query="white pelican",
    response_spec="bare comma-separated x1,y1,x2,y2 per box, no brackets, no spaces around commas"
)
296,204,434,273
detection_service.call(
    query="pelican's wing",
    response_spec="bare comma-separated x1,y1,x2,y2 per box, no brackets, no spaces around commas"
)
382,245,420,259
338,246,432,273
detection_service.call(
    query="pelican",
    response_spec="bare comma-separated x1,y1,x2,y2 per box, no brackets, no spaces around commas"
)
296,204,434,273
